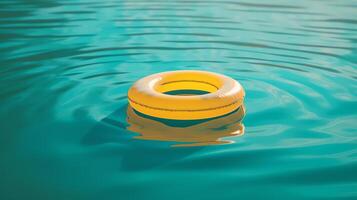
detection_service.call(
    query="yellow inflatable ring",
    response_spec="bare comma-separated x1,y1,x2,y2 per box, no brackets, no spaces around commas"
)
128,70,245,120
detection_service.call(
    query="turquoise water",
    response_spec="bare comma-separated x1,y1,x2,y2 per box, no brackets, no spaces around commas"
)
1,0,357,199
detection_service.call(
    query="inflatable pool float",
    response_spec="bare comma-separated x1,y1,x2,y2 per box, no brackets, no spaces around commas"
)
128,70,245,120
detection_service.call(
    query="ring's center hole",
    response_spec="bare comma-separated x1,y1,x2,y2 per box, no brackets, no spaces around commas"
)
159,80,218,96
164,89,210,96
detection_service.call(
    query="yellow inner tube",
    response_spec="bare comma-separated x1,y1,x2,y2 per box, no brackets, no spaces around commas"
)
128,70,245,120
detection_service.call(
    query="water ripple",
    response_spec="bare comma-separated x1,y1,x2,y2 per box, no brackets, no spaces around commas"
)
1,0,356,199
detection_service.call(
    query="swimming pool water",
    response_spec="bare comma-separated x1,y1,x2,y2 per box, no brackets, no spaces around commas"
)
0,0,356,199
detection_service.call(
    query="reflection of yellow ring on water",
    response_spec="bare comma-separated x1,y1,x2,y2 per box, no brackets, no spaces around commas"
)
128,70,245,120
126,105,245,147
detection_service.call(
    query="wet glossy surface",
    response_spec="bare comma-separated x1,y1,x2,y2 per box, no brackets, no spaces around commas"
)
0,0,356,199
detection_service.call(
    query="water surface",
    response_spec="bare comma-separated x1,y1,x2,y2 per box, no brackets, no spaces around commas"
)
0,0,356,199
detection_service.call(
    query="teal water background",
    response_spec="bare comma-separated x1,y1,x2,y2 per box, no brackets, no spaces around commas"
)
1,0,357,199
